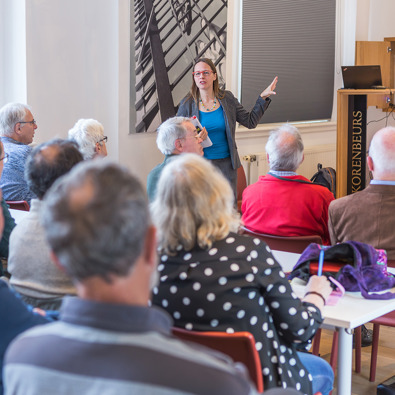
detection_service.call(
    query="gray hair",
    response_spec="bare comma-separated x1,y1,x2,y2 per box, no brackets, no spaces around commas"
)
68,119,105,160
265,124,304,172
25,138,83,199
156,116,192,155
151,154,240,254
369,126,395,174
41,160,150,281
0,103,32,137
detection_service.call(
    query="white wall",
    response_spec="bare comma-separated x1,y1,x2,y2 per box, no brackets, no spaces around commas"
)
14,0,163,185
0,0,27,104
355,0,395,147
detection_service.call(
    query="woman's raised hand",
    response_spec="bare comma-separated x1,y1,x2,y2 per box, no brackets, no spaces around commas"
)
260,76,278,99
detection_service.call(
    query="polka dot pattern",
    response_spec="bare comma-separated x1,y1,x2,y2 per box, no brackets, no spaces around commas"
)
152,232,321,394
208,248,218,256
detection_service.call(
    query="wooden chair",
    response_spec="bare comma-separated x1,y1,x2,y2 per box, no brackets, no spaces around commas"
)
6,200,30,211
172,327,263,393
241,227,323,254
237,165,247,213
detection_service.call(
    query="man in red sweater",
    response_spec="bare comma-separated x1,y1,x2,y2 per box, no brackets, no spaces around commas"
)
241,124,334,245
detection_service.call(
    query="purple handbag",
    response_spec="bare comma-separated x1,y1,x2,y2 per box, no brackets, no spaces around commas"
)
288,241,395,300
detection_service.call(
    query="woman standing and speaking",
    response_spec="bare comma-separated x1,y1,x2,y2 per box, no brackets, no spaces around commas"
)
177,58,278,196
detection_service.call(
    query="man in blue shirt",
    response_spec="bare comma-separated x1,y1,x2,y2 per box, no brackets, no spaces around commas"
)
0,103,38,204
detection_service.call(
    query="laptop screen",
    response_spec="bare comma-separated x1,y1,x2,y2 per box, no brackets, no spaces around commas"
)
341,65,383,89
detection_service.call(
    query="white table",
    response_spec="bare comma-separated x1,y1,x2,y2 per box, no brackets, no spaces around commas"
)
272,249,395,395
9,208,29,224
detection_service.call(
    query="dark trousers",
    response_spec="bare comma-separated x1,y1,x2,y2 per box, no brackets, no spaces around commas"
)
210,157,237,202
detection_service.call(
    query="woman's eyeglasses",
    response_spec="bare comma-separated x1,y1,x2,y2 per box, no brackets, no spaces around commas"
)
193,71,214,77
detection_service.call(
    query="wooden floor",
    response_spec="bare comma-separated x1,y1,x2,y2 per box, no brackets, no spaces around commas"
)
317,324,395,395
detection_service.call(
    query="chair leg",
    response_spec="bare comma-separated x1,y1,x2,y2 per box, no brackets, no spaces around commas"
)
354,326,362,373
312,328,322,355
329,330,338,373
369,323,381,382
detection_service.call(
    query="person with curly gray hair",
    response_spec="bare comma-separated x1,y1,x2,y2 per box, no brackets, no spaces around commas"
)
68,118,107,160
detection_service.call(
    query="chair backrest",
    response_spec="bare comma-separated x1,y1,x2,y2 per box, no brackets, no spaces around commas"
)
387,260,395,268
237,165,247,213
241,227,322,253
6,200,30,211
172,327,263,393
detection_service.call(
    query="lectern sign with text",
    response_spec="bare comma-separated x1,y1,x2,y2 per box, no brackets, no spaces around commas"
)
347,95,366,195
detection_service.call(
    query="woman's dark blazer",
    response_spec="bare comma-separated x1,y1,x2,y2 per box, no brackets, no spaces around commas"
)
177,91,271,169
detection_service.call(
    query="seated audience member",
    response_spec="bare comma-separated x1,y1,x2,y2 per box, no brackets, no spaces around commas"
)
241,124,334,245
7,139,83,310
0,140,16,262
0,103,38,204
327,128,395,348
329,126,395,258
0,191,49,395
147,116,204,201
4,160,259,395
151,154,334,395
68,118,107,160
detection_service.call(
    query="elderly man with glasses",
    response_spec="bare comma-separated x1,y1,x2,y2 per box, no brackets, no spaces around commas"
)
68,118,108,160
0,102,38,204
147,116,204,201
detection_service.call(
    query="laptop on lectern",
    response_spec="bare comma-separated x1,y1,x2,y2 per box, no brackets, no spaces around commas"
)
341,65,384,89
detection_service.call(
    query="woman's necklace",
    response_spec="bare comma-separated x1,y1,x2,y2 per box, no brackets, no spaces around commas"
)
199,97,217,111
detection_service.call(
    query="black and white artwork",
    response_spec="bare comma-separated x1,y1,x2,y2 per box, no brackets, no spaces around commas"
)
132,0,227,133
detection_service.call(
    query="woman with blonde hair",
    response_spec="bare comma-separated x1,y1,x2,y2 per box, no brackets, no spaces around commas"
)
151,154,334,395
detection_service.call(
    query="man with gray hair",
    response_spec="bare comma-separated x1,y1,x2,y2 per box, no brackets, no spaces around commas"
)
4,160,259,395
241,124,334,244
147,116,203,201
329,126,395,258
68,118,107,160
7,139,83,310
0,102,38,204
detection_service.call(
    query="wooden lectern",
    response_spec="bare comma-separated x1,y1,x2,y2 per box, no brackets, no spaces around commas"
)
336,89,393,198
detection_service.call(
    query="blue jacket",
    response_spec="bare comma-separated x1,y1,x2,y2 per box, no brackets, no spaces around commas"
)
177,91,271,169
0,281,49,394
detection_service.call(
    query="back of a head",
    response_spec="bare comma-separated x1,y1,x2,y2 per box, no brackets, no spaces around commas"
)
0,102,31,137
151,154,239,253
42,160,149,281
25,138,84,199
369,126,395,176
265,124,304,172
156,116,191,155
68,118,104,160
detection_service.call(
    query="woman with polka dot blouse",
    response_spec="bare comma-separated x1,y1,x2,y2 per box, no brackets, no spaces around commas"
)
151,154,334,395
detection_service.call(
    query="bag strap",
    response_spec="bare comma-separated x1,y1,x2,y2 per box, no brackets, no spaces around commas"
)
269,172,328,188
